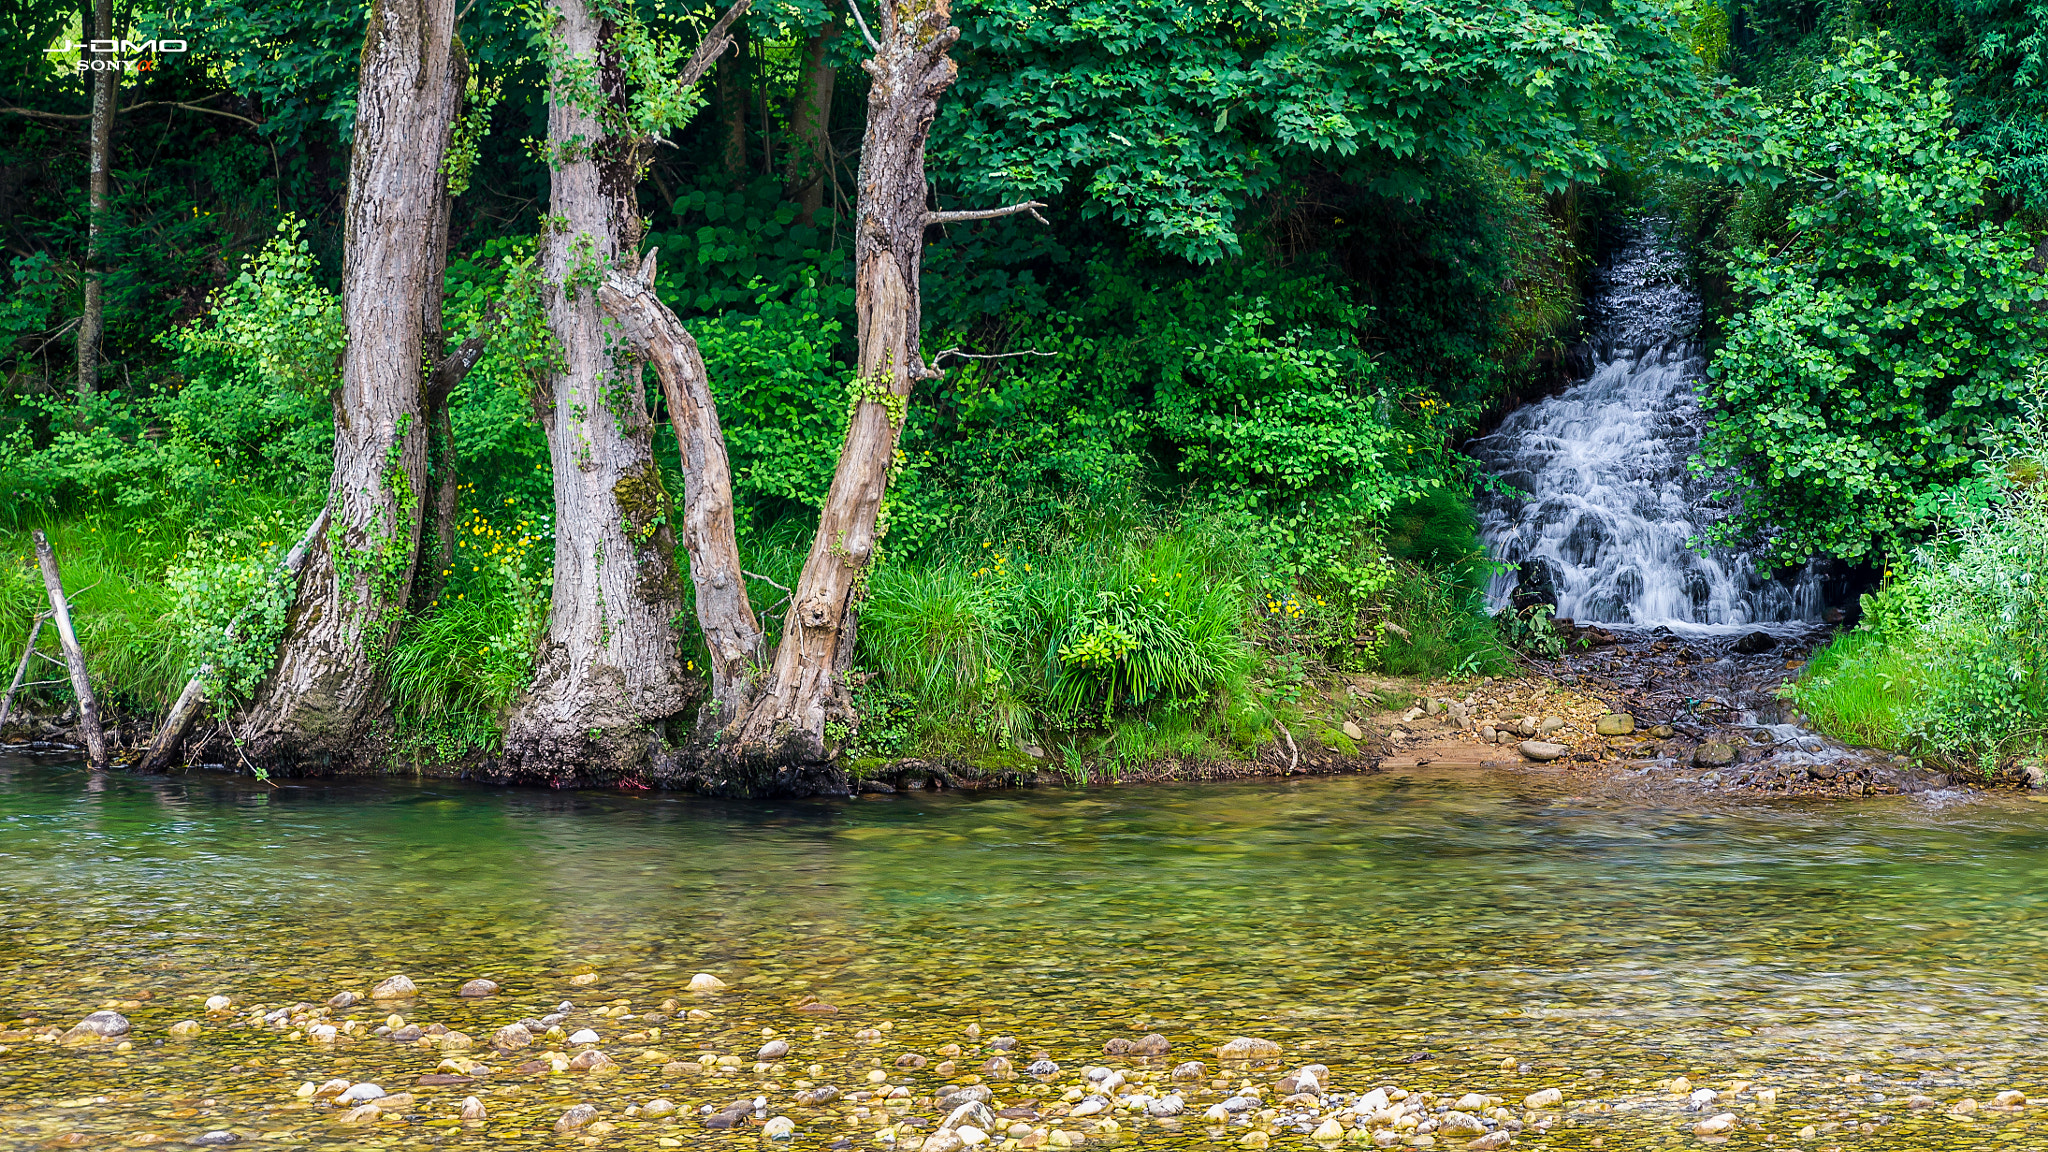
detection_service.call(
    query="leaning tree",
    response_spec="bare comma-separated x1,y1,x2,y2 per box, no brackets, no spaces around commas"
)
240,0,469,769
598,0,1042,796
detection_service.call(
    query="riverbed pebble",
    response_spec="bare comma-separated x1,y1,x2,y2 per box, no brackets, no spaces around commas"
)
336,1083,385,1105
459,1096,487,1120
687,973,727,991
370,974,416,999
1217,1036,1281,1060
555,1103,599,1132
492,1023,532,1049
1693,1112,1735,1135
457,978,499,997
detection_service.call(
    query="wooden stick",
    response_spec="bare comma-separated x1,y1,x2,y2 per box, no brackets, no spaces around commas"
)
0,613,49,737
31,530,107,767
138,504,331,773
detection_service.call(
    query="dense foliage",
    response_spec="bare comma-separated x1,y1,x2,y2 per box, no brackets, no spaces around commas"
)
1694,41,2048,566
1788,393,2048,772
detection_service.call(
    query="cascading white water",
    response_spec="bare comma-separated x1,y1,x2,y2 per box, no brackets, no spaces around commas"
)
1472,228,1824,629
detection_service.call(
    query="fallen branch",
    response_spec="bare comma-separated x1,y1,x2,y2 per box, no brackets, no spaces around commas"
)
32,531,106,767
0,612,51,736
924,201,1049,226
136,504,331,773
1274,718,1300,773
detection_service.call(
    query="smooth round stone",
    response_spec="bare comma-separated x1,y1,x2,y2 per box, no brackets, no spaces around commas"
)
1518,740,1569,761
370,974,417,999
457,979,499,997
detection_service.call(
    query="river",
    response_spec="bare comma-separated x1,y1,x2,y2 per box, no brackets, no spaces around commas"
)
3,755,2046,1148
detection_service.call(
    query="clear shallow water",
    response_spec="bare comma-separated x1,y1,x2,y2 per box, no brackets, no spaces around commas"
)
4,756,2048,1148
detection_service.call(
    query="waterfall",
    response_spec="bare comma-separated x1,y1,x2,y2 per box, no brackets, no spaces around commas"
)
1471,228,1824,629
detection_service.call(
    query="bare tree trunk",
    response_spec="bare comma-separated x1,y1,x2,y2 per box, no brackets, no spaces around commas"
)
498,0,694,781
785,14,837,223
682,0,1044,798
32,530,107,767
75,0,114,406
717,22,749,181
239,0,463,772
597,252,763,716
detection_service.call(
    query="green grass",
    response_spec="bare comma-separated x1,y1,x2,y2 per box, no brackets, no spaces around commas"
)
0,521,189,717
1782,628,1919,750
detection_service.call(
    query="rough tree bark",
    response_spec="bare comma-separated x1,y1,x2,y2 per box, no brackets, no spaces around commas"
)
496,0,747,781
683,0,1041,797
784,12,838,223
75,0,114,404
239,0,463,771
596,252,763,718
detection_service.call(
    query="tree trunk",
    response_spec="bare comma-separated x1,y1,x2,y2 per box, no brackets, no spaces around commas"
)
497,0,695,782
597,252,763,717
239,0,463,772
688,0,964,796
33,530,107,767
75,0,114,405
717,22,749,181
785,15,837,223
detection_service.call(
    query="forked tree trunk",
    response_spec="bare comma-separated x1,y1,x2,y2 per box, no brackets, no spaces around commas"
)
75,0,114,406
498,0,752,781
597,253,763,718
678,0,988,796
240,0,463,771
785,15,837,223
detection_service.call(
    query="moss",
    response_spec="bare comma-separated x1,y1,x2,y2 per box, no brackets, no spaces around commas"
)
612,458,670,542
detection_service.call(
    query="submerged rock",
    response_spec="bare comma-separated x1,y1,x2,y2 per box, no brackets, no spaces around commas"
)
758,1038,790,1061
457,979,499,998
1216,1036,1281,1060
687,973,727,992
555,1104,599,1133
62,1010,128,1041
370,974,417,999
1733,631,1777,654
337,1084,386,1105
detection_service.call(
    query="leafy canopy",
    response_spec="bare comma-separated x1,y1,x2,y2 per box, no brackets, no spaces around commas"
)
940,0,1709,260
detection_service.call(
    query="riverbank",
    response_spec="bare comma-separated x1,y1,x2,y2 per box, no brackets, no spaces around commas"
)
2,626,2023,799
